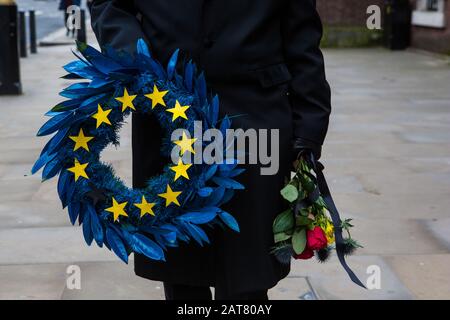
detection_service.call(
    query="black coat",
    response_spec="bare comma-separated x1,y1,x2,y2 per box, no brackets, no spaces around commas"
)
90,0,331,295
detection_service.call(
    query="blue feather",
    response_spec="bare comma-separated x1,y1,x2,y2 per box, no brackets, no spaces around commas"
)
41,127,70,157
204,186,225,207
42,156,63,181
77,42,124,74
167,49,180,80
82,206,93,245
87,204,103,247
163,231,177,244
88,78,114,89
184,223,209,245
184,61,194,92
61,73,83,80
63,60,89,74
148,59,166,79
31,151,57,174
78,93,109,110
106,227,129,263
44,111,61,117
57,170,70,207
211,176,244,190
128,233,165,261
37,112,73,136
50,98,83,113
65,178,76,205
197,187,213,197
220,115,231,137
219,210,240,232
204,164,218,181
136,39,151,57
67,201,80,225
153,234,168,250
227,168,246,178
142,226,178,245
63,61,102,80
177,210,217,224
210,95,219,125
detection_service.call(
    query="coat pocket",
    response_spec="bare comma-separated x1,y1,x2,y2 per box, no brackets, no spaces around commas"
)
250,63,292,88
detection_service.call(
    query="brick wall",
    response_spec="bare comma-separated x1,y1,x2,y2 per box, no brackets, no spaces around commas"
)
410,1,450,53
317,0,385,27
317,0,450,53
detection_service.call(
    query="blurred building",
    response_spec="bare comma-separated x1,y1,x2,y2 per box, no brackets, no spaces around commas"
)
411,0,450,53
317,0,450,54
316,0,385,47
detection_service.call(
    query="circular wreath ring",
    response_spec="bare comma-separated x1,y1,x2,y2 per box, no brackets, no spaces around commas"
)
32,40,244,263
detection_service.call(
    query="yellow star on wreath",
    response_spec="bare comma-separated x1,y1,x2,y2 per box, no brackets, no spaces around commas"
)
67,159,89,182
105,197,128,222
134,195,156,217
174,132,197,155
170,159,192,181
115,88,137,112
145,84,168,109
92,104,112,128
158,184,182,207
166,100,190,121
69,128,94,151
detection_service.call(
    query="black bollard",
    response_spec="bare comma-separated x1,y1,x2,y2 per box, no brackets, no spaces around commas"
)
29,10,37,54
0,2,22,95
76,9,86,43
19,10,27,57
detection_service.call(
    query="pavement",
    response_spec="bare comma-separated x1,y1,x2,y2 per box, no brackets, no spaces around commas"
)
0,27,450,300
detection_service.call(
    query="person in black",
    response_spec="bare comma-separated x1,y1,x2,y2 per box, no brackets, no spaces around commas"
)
89,0,330,300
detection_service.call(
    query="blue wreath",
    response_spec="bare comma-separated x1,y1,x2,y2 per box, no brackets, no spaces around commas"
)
32,39,244,263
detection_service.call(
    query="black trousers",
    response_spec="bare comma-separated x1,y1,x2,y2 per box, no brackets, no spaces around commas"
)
163,282,268,300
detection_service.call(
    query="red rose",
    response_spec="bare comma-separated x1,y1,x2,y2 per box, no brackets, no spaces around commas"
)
294,247,314,260
307,226,328,250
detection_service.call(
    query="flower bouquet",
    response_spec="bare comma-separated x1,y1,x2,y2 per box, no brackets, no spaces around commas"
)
272,152,364,287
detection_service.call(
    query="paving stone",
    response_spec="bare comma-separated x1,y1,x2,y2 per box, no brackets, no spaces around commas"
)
61,261,164,300
350,218,446,256
0,200,68,229
423,218,450,250
0,227,119,264
333,192,450,219
268,276,317,300
384,254,450,299
0,263,67,300
289,255,414,300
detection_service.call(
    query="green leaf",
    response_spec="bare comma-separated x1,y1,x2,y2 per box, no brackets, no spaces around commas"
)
299,208,310,217
280,184,298,203
274,232,292,243
292,228,307,254
341,218,354,229
295,215,313,226
273,209,295,234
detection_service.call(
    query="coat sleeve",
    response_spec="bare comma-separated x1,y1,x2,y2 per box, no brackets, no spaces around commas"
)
282,0,331,149
89,0,146,53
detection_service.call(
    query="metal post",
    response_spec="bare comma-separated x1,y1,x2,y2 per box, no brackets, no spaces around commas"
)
18,10,26,57
76,9,86,43
0,2,22,95
29,9,37,53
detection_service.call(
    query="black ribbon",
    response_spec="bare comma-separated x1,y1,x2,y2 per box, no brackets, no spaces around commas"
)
300,151,366,289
